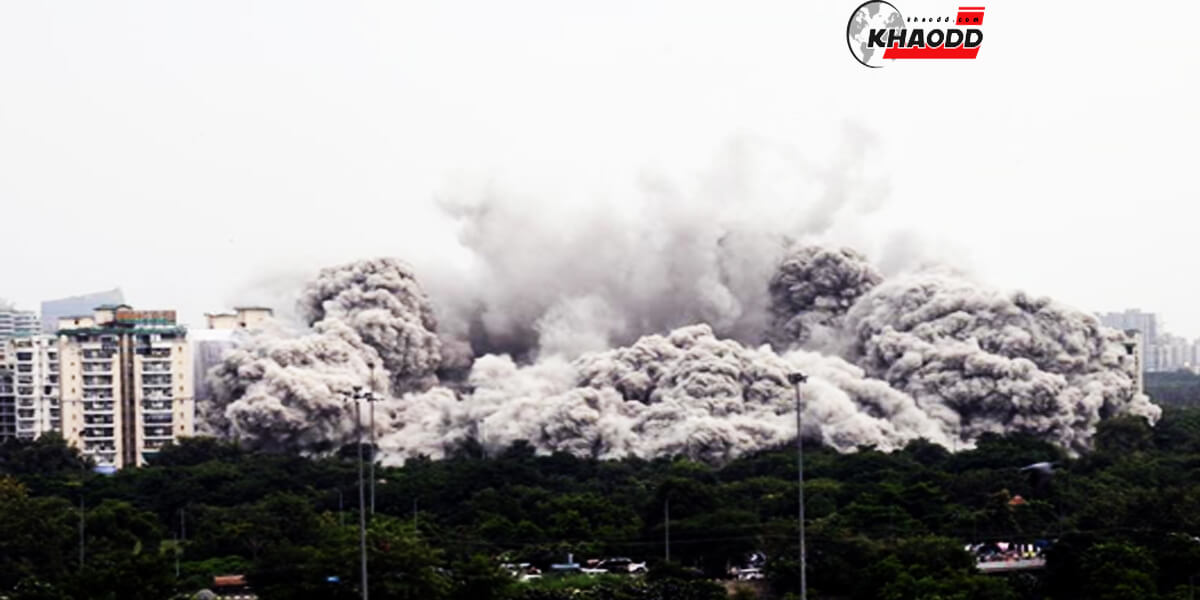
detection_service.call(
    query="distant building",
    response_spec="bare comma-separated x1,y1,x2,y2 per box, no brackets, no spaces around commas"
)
193,307,272,414
0,309,39,342
1155,334,1194,372
53,305,194,468
1,305,197,467
0,335,61,440
204,307,274,330
1117,330,1144,396
41,289,124,334
0,368,11,438
190,328,236,411
1099,309,1164,371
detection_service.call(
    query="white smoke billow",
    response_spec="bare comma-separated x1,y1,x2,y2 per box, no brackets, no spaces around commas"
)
204,259,442,449
843,269,1159,450
204,245,1158,463
767,245,883,350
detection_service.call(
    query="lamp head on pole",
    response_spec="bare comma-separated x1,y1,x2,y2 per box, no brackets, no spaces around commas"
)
787,372,808,385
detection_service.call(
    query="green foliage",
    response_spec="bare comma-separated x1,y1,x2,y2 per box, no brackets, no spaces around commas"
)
8,408,1200,598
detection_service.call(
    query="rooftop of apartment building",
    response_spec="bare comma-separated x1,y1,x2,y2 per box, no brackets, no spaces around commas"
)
57,305,186,336
204,306,274,330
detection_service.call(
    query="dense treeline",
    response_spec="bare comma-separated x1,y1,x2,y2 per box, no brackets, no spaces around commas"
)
1147,372,1200,407
4,408,1200,599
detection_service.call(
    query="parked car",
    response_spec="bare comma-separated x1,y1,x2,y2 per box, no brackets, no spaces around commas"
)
736,568,764,581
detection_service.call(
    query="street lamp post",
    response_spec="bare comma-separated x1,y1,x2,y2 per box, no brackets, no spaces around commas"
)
346,386,369,600
364,362,379,516
787,372,808,600
369,394,377,516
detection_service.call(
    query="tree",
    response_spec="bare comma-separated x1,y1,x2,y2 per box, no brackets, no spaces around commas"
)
1079,542,1158,600
452,554,515,600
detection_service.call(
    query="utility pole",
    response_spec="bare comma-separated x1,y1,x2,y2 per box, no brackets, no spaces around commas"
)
362,362,378,517
369,394,377,516
788,372,808,600
349,387,369,600
664,499,671,562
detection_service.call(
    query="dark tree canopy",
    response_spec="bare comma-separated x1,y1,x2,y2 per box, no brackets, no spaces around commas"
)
3,409,1200,599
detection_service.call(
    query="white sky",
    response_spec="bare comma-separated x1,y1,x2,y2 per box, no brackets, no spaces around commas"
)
1,1,1198,336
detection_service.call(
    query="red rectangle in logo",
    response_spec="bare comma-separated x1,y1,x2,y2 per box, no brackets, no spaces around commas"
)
956,9,984,25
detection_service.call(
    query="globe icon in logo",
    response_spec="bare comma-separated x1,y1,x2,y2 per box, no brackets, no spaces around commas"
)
847,1,906,68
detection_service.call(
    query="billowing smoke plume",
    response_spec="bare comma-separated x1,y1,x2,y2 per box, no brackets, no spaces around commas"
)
842,269,1159,451
425,133,894,361
298,258,442,391
203,248,1156,462
373,324,950,464
205,259,441,447
200,139,1157,461
767,245,883,349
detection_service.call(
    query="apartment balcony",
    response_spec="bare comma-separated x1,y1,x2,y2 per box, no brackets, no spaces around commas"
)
82,428,115,439
84,416,114,425
84,442,116,452
82,364,112,373
143,426,173,438
142,401,172,412
143,414,173,425
83,402,115,412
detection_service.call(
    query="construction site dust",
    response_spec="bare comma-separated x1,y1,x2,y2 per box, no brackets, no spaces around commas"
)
201,137,1157,462
203,250,1158,464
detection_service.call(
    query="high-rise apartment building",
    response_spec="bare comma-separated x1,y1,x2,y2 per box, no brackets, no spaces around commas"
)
1,336,62,440
0,304,194,468
0,368,11,438
1099,310,1162,371
57,305,194,468
0,309,39,344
